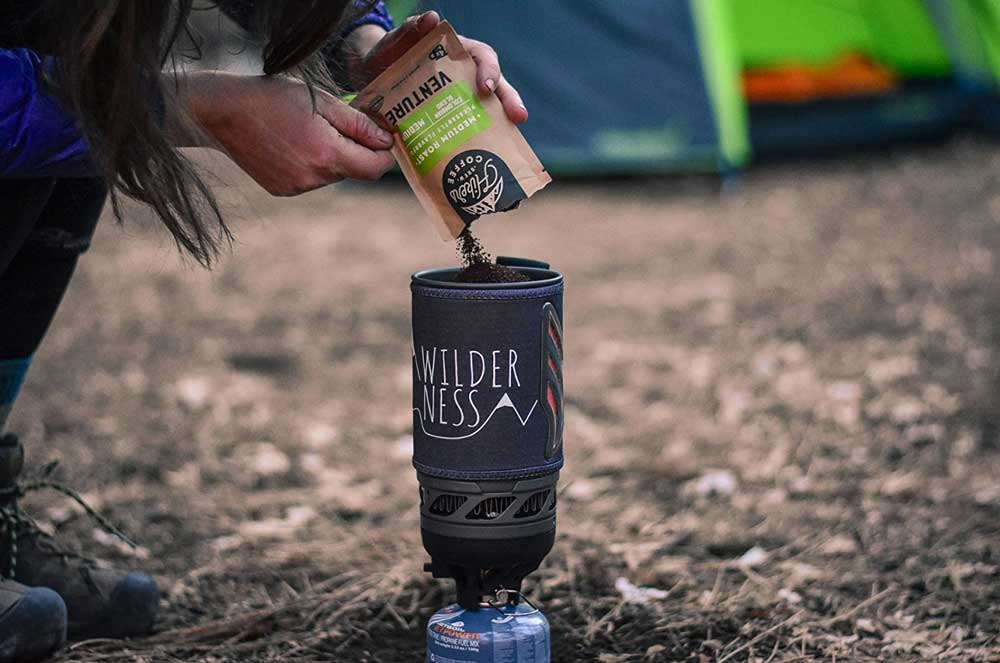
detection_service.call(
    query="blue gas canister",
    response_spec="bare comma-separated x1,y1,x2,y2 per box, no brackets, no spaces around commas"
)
426,594,550,663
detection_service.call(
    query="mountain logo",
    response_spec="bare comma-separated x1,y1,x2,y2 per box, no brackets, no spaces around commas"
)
413,392,538,441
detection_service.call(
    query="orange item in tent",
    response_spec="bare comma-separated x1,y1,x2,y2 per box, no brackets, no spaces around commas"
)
742,53,899,104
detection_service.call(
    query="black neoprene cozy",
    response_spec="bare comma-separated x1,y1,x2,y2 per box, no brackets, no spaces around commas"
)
411,258,564,609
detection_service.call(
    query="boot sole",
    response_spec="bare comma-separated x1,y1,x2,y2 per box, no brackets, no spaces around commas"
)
0,587,67,661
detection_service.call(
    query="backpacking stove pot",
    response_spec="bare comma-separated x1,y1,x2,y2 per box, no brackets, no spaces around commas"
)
411,257,564,609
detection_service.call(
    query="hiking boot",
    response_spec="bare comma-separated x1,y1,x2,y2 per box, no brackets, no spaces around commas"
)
0,580,66,661
0,434,160,639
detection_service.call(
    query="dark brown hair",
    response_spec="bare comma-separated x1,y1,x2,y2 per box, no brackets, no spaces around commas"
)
36,0,373,266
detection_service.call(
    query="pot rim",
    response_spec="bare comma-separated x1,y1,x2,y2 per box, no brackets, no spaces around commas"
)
411,266,563,290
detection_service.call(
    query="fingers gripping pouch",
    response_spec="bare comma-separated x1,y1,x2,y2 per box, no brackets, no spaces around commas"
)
352,21,551,239
411,269,564,481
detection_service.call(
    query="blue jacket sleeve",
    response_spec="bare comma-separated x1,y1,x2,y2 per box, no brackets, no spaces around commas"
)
341,1,394,36
0,48,95,179
217,1,394,38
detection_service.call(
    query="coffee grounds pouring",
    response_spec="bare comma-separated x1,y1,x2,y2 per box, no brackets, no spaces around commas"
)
455,228,530,284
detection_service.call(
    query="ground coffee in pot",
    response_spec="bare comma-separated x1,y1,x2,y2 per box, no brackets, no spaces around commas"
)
455,228,528,284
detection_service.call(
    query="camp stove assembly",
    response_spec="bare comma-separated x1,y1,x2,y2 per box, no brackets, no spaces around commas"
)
411,257,563,661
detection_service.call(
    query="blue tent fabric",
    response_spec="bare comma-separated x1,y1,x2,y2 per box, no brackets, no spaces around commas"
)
749,81,971,156
972,93,1000,134
422,0,724,173
413,0,1000,173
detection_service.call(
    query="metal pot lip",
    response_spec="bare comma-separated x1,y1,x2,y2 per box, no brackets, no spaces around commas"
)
412,267,563,290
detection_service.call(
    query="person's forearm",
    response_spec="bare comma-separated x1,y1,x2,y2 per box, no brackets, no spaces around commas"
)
329,2,393,90
335,24,388,90
345,24,387,58
165,70,238,149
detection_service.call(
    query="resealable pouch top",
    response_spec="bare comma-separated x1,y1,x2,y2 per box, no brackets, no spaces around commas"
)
351,21,551,240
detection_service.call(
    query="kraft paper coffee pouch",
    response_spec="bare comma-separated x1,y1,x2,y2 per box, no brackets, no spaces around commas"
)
352,21,551,240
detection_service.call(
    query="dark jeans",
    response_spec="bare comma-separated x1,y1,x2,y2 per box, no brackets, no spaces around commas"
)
0,178,106,360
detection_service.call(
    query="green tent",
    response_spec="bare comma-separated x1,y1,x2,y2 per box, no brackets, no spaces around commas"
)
386,0,1000,173
725,0,1000,156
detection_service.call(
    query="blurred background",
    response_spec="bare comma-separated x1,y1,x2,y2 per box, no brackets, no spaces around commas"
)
27,1,1000,662
193,0,1000,175
190,0,1000,173
394,0,1000,173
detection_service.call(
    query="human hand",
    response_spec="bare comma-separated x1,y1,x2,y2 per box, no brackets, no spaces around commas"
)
343,11,528,124
183,71,395,196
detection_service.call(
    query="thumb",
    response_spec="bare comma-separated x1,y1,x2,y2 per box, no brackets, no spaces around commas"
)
319,96,394,149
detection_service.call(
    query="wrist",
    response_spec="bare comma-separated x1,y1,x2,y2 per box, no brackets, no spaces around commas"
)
169,71,240,148
341,25,388,88
345,24,387,58
183,71,231,129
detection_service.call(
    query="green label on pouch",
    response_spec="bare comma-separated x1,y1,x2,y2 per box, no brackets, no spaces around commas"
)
397,81,490,176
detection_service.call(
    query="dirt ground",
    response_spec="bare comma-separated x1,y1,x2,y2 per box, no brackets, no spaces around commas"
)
12,138,1000,662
